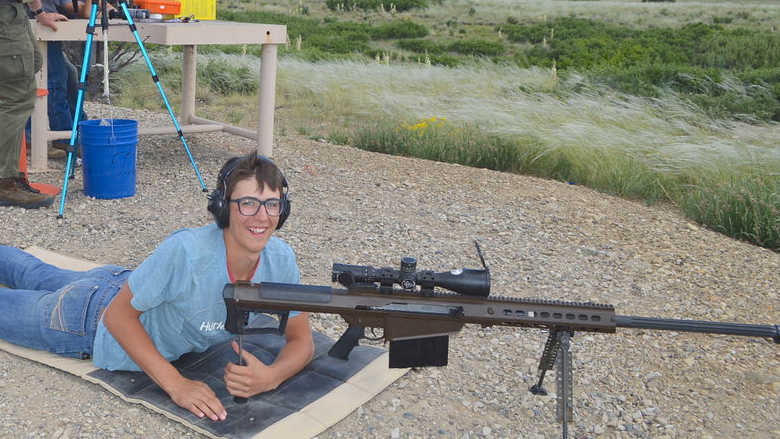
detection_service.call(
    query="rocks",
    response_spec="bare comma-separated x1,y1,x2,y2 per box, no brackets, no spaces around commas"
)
0,103,777,438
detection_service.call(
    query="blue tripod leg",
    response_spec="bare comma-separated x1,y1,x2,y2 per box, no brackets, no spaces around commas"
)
57,0,100,219
118,1,208,193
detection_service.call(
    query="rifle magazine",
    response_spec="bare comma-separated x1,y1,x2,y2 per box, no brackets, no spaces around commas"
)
389,335,449,368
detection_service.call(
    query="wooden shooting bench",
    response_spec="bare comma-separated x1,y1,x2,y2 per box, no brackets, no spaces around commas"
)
29,19,287,171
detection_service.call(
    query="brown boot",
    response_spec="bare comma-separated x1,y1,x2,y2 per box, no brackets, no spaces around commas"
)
0,174,55,209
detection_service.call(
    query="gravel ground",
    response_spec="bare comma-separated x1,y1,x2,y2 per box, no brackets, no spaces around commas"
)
1,104,778,439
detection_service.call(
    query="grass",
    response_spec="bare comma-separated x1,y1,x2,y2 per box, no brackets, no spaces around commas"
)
679,172,779,250
222,0,780,32
110,0,780,251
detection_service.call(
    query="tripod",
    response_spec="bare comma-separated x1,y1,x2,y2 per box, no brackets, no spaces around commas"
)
57,0,208,218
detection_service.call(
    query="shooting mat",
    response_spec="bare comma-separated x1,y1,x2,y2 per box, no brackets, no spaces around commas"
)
0,246,408,439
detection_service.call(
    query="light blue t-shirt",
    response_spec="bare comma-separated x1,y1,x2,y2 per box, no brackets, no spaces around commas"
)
92,223,300,371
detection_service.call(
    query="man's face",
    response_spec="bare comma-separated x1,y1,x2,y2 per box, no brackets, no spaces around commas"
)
225,177,281,256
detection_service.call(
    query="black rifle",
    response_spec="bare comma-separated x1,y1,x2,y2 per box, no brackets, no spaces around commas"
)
223,243,778,438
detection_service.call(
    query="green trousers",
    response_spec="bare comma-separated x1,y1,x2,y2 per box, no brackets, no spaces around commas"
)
0,2,40,179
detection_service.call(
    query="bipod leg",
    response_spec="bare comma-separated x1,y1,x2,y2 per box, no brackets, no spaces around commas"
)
556,331,573,439
117,1,208,193
529,329,563,395
529,329,574,439
57,0,101,219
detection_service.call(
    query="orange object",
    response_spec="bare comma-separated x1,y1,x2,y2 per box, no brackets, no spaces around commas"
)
134,0,181,15
37,88,48,97
19,134,61,196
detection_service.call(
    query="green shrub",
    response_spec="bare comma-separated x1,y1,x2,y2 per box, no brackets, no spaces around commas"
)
428,53,461,67
506,18,779,70
324,20,373,34
351,119,547,174
397,39,446,54
447,39,505,57
396,39,490,63
218,10,322,36
505,17,780,121
218,9,431,60
199,59,257,95
712,16,733,25
503,17,633,46
679,173,779,251
371,20,429,40
688,85,779,121
289,47,365,62
696,31,780,69
306,32,371,53
325,0,428,12
737,67,780,120
391,0,430,12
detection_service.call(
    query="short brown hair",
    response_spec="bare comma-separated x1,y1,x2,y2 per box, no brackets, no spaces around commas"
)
224,154,286,200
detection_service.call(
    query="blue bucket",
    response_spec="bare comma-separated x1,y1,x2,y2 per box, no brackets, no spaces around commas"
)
78,119,138,199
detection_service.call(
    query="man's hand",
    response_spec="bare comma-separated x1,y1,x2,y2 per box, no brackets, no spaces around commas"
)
103,283,228,422
167,375,227,422
223,313,314,400
224,340,282,398
37,12,68,31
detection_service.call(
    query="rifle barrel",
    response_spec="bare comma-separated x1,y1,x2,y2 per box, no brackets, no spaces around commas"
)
615,315,779,343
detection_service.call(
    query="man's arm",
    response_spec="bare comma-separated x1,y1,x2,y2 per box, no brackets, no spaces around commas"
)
224,312,315,397
29,0,68,31
103,282,227,421
59,0,113,19
57,0,87,19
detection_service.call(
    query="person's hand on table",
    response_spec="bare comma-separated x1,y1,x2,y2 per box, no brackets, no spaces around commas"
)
36,11,68,31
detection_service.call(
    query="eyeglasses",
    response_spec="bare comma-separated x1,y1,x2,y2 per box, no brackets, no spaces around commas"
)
229,197,283,217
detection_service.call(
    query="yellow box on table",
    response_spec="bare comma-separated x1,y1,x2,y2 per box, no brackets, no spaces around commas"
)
176,0,216,20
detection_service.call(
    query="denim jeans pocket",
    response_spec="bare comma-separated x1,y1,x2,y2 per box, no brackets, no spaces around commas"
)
49,281,100,336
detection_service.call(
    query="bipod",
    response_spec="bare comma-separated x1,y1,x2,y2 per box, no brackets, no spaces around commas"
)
529,329,574,439
57,0,209,219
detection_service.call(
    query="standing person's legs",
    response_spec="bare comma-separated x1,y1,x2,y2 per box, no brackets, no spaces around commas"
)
64,53,87,122
47,42,75,133
0,3,52,208
0,3,37,180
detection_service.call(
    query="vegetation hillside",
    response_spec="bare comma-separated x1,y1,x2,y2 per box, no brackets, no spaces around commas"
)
111,0,780,251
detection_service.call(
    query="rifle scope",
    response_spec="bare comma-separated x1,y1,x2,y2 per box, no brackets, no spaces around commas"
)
332,257,490,297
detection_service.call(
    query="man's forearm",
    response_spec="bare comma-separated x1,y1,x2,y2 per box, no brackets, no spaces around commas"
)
266,314,314,389
103,287,184,394
107,314,183,392
267,336,314,387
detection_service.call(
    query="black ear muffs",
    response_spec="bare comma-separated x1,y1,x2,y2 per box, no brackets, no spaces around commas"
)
207,155,290,230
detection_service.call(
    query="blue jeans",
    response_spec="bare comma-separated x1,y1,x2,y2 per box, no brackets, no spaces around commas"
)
0,246,130,359
24,42,77,141
64,54,88,122
46,42,75,132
